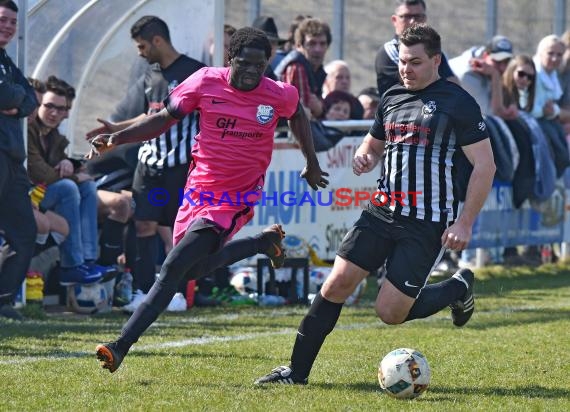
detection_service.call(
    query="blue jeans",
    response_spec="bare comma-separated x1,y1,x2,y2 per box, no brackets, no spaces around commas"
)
40,179,98,268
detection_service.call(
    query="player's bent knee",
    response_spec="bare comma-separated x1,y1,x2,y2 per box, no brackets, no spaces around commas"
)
321,272,360,302
375,305,407,325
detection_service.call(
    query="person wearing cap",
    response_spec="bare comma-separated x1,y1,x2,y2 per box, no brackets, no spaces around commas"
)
449,35,516,118
252,16,286,80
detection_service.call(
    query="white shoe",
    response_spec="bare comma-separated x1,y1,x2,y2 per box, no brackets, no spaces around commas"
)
166,292,187,312
122,289,146,313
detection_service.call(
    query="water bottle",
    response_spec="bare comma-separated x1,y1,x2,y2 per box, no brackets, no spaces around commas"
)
258,294,287,307
114,268,133,306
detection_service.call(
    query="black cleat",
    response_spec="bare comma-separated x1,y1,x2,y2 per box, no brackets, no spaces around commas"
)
254,366,307,385
262,224,286,269
450,269,475,327
96,342,125,373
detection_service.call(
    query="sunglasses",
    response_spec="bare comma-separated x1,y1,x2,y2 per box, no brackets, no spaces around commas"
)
515,70,534,81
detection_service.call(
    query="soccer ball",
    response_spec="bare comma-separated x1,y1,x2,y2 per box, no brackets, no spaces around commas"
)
67,283,109,314
378,348,431,399
230,267,258,294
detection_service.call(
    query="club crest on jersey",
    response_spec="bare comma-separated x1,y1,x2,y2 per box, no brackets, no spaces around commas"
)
421,100,437,117
256,105,274,124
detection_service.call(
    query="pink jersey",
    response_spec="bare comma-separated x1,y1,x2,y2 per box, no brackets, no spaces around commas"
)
165,67,299,242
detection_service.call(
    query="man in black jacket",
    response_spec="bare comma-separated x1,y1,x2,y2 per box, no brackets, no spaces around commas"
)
0,0,38,320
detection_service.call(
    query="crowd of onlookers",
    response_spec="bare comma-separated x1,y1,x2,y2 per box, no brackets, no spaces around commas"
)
2,0,570,320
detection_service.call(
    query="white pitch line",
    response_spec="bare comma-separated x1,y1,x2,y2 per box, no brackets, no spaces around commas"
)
0,322,379,366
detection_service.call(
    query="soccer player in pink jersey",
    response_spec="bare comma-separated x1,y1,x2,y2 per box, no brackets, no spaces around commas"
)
91,27,329,373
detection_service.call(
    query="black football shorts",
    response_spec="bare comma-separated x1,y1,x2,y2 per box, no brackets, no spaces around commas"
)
337,209,446,298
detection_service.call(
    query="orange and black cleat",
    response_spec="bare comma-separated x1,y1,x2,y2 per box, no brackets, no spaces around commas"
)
262,224,286,268
96,342,124,373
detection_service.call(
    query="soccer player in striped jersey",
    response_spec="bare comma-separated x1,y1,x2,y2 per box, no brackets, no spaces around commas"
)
91,27,328,373
256,23,495,385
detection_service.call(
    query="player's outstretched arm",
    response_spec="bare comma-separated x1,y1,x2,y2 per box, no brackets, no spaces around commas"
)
87,108,177,158
288,102,329,190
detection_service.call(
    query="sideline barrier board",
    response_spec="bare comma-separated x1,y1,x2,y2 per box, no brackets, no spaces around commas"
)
237,136,566,260
469,181,565,249
238,136,374,261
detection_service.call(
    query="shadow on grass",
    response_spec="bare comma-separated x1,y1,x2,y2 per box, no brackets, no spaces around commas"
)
315,382,569,400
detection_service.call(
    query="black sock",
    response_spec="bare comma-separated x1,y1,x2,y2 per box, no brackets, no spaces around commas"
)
98,218,125,266
290,292,343,380
134,235,158,293
405,277,466,321
118,229,219,347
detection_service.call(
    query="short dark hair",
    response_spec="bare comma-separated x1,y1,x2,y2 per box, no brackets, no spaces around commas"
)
0,0,18,12
27,77,46,94
130,15,171,43
227,27,271,60
395,0,426,10
399,23,441,57
45,75,75,102
295,18,332,47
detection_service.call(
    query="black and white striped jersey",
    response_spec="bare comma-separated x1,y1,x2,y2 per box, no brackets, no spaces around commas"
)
369,78,488,223
133,55,205,169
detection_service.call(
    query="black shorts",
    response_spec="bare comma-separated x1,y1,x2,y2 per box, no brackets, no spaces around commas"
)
337,209,446,298
132,162,189,227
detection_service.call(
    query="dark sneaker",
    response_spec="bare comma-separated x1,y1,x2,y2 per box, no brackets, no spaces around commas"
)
450,269,475,327
254,366,307,385
60,265,103,286
0,303,25,321
96,342,125,373
262,224,286,268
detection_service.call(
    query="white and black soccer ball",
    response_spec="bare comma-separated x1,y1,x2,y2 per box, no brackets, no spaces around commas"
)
67,283,109,314
230,267,258,294
378,348,431,399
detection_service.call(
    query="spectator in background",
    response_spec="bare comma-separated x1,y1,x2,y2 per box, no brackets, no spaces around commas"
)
449,35,516,118
357,87,381,120
322,90,353,121
275,17,331,119
272,15,308,71
502,55,536,112
0,0,38,320
86,16,205,313
531,34,570,177
558,29,570,134
322,60,364,119
375,0,458,97
27,76,110,286
252,16,286,80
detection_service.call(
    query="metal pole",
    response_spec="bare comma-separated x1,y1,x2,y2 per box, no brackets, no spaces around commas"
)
248,0,261,24
486,0,497,40
332,0,344,60
213,0,225,67
554,0,566,35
